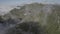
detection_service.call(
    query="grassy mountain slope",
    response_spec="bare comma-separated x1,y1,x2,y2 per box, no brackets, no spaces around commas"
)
0,3,60,34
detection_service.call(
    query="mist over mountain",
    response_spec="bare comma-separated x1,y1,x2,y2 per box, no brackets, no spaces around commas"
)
0,5,17,15
0,3,60,34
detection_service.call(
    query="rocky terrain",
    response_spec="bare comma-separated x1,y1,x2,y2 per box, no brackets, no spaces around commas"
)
0,3,60,34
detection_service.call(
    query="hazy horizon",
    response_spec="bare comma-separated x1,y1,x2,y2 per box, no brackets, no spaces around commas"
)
0,0,60,15
0,0,60,6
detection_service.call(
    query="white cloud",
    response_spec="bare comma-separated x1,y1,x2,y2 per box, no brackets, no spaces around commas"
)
0,5,15,15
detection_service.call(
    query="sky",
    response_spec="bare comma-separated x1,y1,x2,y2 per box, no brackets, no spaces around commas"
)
0,0,60,15
0,0,60,6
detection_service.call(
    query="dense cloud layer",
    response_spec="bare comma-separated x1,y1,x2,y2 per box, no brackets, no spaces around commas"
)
0,5,16,15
